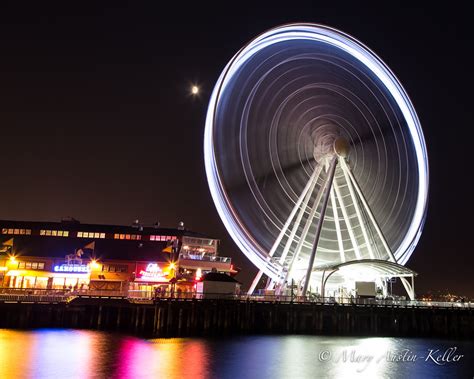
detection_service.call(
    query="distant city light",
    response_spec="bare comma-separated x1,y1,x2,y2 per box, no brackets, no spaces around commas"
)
191,85,199,95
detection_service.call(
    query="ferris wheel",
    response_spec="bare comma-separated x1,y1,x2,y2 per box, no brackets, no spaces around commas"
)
204,24,428,299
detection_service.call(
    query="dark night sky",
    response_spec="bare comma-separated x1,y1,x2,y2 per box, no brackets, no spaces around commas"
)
0,2,472,296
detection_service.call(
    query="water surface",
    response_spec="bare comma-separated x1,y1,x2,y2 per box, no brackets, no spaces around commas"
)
0,329,472,378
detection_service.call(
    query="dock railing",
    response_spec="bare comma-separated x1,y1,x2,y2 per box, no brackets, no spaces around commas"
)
0,288,472,308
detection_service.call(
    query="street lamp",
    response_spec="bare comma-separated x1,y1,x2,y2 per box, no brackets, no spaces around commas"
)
90,259,100,270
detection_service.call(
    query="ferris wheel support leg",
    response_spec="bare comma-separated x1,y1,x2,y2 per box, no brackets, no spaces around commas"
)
269,164,322,258
341,162,376,259
285,166,329,283
340,159,394,262
333,176,362,260
248,270,264,295
279,165,323,265
265,276,274,290
400,276,415,300
247,165,322,295
302,157,338,296
330,187,345,263
340,159,414,300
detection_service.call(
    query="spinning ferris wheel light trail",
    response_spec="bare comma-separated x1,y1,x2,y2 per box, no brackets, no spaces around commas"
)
204,24,429,300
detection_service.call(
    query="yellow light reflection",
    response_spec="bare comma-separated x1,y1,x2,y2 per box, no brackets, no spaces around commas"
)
0,330,35,378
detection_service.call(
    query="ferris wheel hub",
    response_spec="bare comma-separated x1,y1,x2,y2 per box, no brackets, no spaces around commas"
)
312,125,341,164
333,137,350,158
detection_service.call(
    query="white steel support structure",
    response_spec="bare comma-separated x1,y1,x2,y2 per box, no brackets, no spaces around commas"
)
249,138,416,301
247,166,322,295
333,178,362,260
284,164,330,284
278,166,323,265
341,165,376,260
266,165,323,291
302,157,337,295
339,158,415,300
330,188,345,263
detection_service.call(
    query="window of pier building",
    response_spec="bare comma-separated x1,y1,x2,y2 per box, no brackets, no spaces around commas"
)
52,277,89,290
6,275,48,289
181,237,218,255
40,229,69,237
2,228,32,235
101,264,128,273
149,235,177,241
77,231,105,239
113,234,142,240
18,261,45,270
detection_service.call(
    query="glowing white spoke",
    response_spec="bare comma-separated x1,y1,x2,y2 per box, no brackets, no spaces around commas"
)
278,165,323,265
247,166,320,294
330,187,345,263
341,160,375,259
333,177,362,260
340,159,394,262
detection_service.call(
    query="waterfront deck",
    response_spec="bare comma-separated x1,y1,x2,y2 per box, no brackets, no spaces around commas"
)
0,288,471,309
0,288,473,339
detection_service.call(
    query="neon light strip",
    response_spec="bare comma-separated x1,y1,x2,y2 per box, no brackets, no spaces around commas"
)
54,264,90,273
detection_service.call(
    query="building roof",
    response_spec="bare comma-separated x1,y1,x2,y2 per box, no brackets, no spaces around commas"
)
0,219,218,262
314,259,417,278
202,272,240,283
0,219,216,240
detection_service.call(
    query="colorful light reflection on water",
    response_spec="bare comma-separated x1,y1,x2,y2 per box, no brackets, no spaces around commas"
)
0,329,472,378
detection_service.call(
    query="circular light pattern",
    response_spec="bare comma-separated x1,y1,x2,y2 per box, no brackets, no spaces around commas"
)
204,24,428,282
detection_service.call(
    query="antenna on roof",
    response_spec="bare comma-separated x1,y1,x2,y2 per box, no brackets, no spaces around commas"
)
132,219,140,228
153,221,160,229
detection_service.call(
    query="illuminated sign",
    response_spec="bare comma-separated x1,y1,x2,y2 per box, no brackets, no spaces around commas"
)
53,264,90,273
137,263,168,282
195,268,202,280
